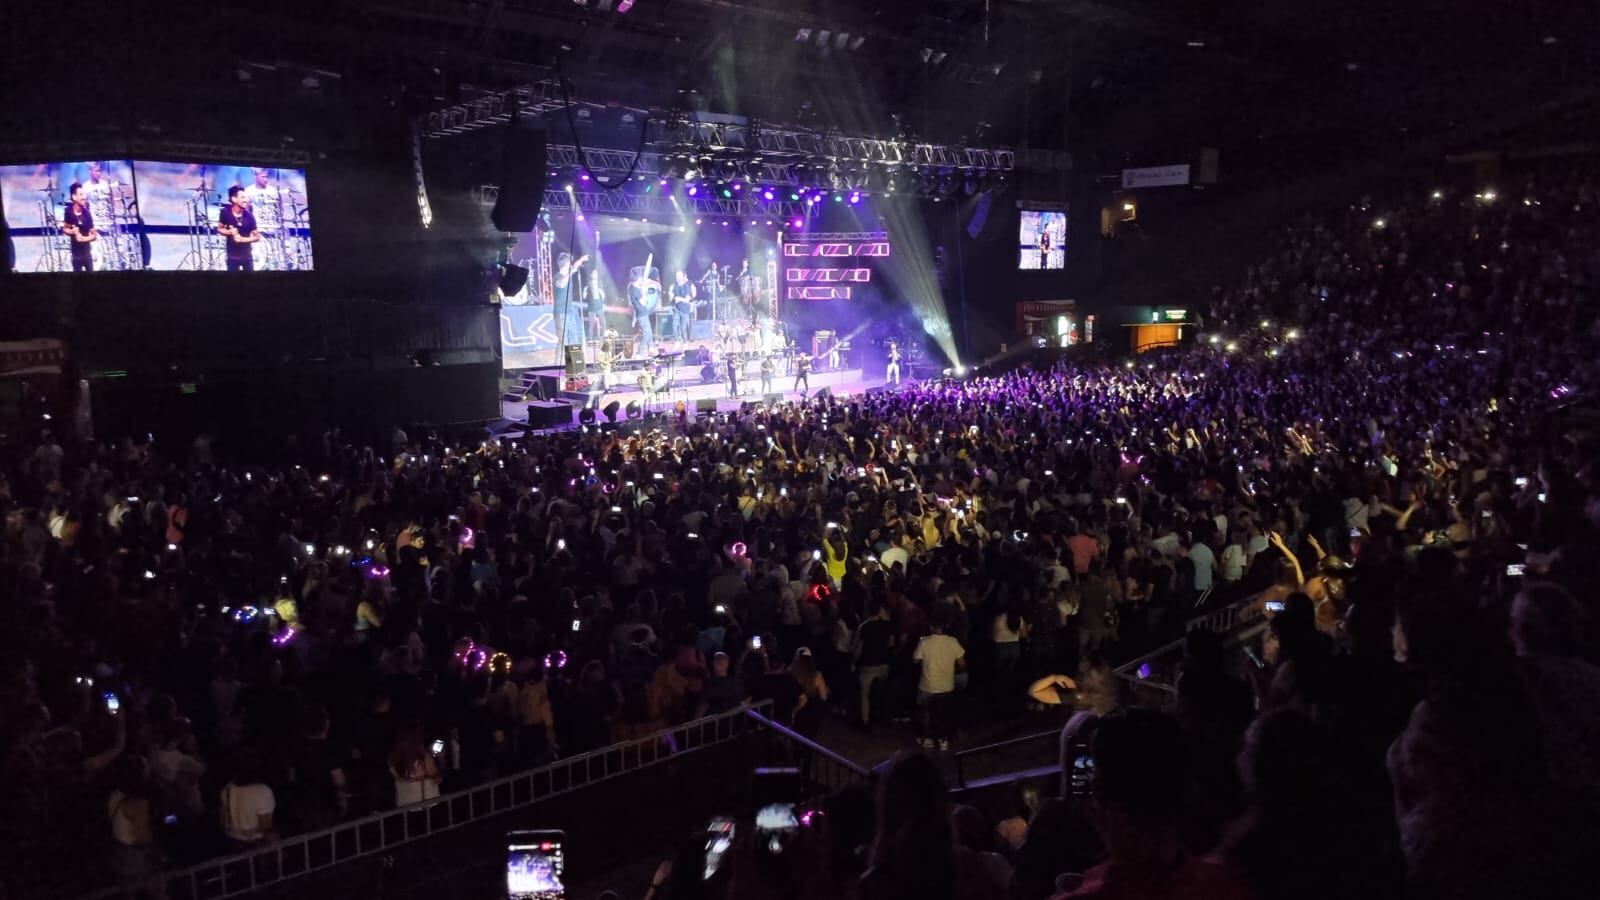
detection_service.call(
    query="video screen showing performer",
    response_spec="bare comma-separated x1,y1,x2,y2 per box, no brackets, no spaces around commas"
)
130,161,313,271
1018,209,1066,270
0,160,136,273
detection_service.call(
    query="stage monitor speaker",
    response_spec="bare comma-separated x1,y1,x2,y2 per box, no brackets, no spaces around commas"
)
564,345,584,376
526,400,569,429
695,397,718,414
532,373,561,400
491,127,548,233
603,400,622,422
499,264,529,296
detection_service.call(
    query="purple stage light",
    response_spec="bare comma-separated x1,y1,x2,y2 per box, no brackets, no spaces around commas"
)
659,178,669,186
732,182,743,192
580,172,591,182
762,188,775,201
792,217,804,228
849,192,861,205
618,0,634,12
687,185,699,196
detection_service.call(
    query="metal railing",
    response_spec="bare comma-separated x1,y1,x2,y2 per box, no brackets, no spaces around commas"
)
951,729,1059,790
83,702,770,900
743,708,873,793
1113,595,1270,694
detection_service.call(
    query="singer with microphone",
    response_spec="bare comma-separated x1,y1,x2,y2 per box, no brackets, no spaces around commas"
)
217,185,260,272
61,182,98,272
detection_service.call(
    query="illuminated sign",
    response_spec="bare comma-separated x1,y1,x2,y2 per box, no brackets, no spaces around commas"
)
784,268,872,283
783,241,891,258
787,286,854,300
1163,308,1188,321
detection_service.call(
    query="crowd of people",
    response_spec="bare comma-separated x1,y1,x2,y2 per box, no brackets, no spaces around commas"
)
2,162,1599,900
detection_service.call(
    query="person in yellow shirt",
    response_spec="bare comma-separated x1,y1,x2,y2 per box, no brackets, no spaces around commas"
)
821,523,848,588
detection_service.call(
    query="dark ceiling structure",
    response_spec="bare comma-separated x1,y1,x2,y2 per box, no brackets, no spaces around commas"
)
2,0,1595,168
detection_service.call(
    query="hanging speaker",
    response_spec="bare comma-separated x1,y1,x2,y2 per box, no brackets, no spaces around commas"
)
491,126,548,233
499,264,529,296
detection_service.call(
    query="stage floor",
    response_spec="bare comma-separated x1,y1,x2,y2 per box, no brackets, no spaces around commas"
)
495,366,908,433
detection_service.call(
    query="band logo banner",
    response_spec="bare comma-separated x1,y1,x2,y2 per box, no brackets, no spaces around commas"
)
1120,164,1190,189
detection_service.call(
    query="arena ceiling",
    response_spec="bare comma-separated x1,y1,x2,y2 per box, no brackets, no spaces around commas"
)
2,0,1593,160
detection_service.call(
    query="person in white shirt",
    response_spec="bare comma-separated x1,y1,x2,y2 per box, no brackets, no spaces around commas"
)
244,168,286,270
220,759,275,845
1219,528,1248,584
913,617,965,750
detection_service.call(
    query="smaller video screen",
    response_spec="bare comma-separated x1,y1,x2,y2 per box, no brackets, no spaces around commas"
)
1019,208,1066,270
0,160,138,273
507,836,565,900
132,161,313,271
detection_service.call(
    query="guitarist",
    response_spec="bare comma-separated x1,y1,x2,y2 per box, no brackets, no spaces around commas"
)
556,252,590,346
628,254,662,353
671,269,698,344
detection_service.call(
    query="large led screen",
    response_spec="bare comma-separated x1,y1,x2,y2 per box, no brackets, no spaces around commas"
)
132,161,313,271
0,160,138,273
1018,208,1066,270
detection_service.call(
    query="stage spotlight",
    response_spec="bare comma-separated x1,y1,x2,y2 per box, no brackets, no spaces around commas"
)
579,172,591,182
578,408,597,425
603,400,622,422
732,182,743,192
833,193,844,202
849,191,861,205
625,400,643,419
762,188,775,201
721,188,733,198
791,217,803,228
564,183,575,192
687,184,699,196
789,191,800,201
696,218,703,224
678,225,686,232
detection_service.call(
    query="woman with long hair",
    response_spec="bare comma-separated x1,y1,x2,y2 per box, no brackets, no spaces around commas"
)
790,648,830,739
862,752,1000,900
387,721,441,808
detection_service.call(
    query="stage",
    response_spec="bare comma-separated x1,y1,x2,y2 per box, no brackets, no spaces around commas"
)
495,365,909,433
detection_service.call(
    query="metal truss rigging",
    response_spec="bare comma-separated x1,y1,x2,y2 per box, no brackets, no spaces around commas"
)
475,185,806,219
423,82,1015,174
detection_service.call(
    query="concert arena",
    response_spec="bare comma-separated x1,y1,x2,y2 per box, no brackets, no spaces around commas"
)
3,3,1600,900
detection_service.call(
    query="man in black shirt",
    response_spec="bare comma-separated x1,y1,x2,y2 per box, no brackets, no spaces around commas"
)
217,185,260,272
671,269,697,344
61,182,97,272
853,602,897,727
726,353,740,397
793,352,811,395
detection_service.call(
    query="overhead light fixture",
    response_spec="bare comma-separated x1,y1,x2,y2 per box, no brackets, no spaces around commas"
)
617,0,635,11
1186,40,1205,48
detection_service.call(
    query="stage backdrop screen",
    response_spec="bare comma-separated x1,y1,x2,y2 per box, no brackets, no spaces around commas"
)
132,161,314,271
1018,208,1066,270
1,160,138,273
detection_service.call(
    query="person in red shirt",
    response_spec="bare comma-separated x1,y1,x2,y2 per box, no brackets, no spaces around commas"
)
1066,520,1100,576
1054,710,1253,900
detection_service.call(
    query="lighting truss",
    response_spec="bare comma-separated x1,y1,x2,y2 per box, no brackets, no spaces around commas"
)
424,82,1015,174
475,185,807,218
422,80,572,136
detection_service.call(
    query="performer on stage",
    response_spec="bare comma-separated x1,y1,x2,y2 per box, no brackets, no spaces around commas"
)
585,276,607,341
83,162,121,270
793,352,811,395
760,354,774,395
217,186,259,272
671,269,697,344
61,182,98,272
886,340,902,385
555,252,589,346
726,354,740,397
629,263,662,353
244,168,285,270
